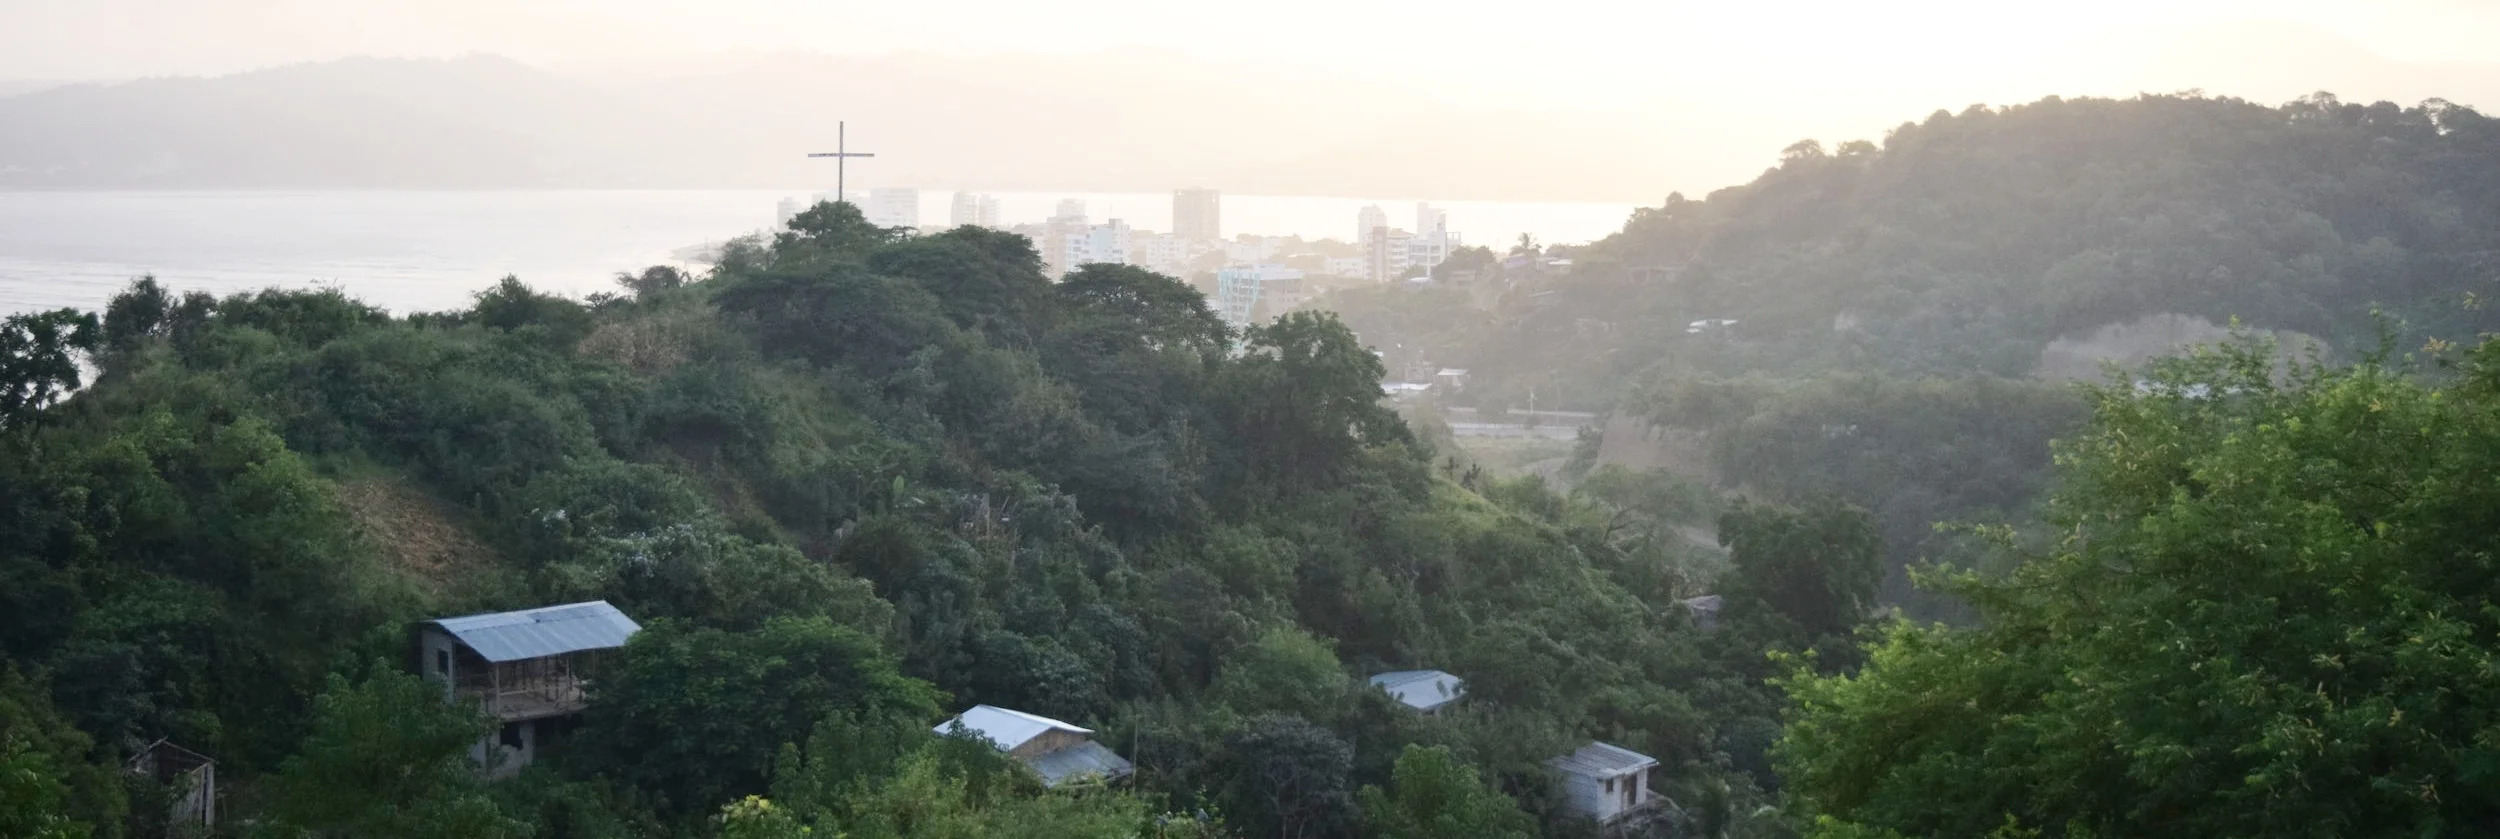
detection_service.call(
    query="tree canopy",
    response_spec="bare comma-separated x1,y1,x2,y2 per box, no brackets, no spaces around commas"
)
1783,338,2500,837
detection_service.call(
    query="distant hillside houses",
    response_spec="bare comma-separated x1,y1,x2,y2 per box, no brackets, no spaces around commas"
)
935,704,1135,788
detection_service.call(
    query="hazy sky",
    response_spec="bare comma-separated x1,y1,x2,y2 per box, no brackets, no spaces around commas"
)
9,0,2500,198
12,0,2498,106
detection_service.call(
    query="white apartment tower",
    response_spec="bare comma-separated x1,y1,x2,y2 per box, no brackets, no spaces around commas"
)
1410,203,1457,279
1416,203,1448,238
867,188,920,229
949,192,1003,228
1136,234,1199,276
1087,219,1134,268
1174,188,1221,243
1357,205,1389,247
1214,264,1307,328
1368,230,1415,283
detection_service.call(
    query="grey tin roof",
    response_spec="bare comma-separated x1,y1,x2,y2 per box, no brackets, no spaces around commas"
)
1023,739,1135,788
427,601,641,663
1368,670,1465,711
935,705,1092,752
1548,741,1659,778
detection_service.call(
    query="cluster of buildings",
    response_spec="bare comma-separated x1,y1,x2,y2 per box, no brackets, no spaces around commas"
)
1358,203,1465,284
406,599,1669,828
772,187,1476,332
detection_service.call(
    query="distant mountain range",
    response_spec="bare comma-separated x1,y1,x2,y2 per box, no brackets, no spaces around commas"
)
0,53,1696,200
1,39,2493,200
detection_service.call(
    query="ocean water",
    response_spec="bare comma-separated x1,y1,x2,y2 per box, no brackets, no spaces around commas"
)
0,190,1637,316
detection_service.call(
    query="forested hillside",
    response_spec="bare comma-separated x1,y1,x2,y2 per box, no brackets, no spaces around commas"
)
0,204,1852,839
1490,92,2500,390
1322,92,2500,608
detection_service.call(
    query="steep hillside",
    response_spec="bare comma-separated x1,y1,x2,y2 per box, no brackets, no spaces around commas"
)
1336,92,2500,406
1318,92,2500,611
0,206,1839,838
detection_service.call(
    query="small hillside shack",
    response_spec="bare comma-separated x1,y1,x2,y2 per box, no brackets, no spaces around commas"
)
1680,594,1724,631
1368,670,1465,713
418,600,640,775
1549,742,1661,825
125,738,215,829
935,705,1134,788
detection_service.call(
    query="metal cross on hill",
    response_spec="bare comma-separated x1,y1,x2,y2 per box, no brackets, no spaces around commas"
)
806,121,876,203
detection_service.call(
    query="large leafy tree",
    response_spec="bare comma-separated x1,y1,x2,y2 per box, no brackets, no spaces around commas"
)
1356,745,1535,839
1718,500,1883,637
262,669,528,839
579,617,943,817
1213,311,1409,489
1215,714,1357,839
1782,339,2500,837
774,200,912,262
869,227,1056,343
0,309,98,430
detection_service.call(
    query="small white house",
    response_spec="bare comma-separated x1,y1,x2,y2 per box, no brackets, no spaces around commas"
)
1680,595,1724,631
419,600,641,776
1549,742,1661,825
1368,670,1465,713
935,705,1134,788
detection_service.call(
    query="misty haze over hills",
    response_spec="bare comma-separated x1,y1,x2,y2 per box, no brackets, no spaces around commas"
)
0,52,1689,200
2,27,2494,201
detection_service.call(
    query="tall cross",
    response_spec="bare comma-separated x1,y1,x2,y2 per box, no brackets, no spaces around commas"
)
806,121,876,203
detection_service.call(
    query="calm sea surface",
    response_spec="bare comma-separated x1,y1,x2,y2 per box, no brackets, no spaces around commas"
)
0,190,1637,316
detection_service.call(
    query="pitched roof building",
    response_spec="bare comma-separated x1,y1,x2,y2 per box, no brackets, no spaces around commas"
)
126,738,215,829
1549,742,1663,825
418,600,641,775
1368,670,1465,713
1680,594,1725,631
935,705,1135,788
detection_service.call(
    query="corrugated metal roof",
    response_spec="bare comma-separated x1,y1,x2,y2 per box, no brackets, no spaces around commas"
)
1369,670,1465,711
1548,742,1658,778
1023,740,1135,787
427,601,641,663
933,705,1091,751
1681,595,1725,630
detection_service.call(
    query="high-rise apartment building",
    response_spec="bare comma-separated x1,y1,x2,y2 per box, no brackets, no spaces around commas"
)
1357,205,1389,247
1367,230,1415,283
1214,264,1306,328
1031,200,1135,278
1086,219,1133,267
867,188,920,229
1416,203,1448,238
1136,233,1201,276
949,192,1002,228
1173,188,1221,242
1353,203,1463,281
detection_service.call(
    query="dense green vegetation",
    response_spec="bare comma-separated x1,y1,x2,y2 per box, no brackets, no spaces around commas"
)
1783,338,2500,837
1322,92,2500,614
1357,92,2500,396
0,203,1828,838
16,91,2500,839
